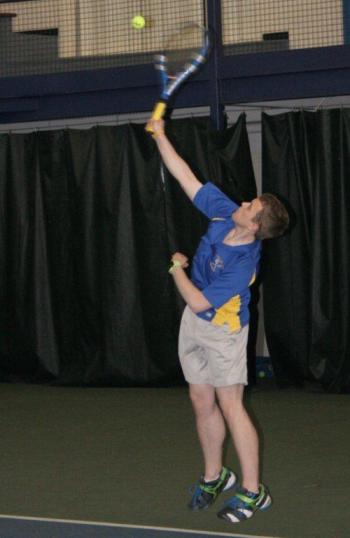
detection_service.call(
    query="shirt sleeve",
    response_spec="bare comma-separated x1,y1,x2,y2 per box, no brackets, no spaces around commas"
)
201,255,256,308
193,182,238,219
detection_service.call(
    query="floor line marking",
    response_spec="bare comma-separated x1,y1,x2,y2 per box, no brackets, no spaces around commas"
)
0,514,284,538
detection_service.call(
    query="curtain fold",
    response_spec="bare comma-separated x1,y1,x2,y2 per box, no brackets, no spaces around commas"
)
0,115,257,386
262,109,350,392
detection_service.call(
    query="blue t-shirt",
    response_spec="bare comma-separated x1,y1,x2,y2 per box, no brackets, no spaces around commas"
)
191,182,261,332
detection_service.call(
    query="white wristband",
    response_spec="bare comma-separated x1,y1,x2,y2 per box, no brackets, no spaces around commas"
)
168,259,182,274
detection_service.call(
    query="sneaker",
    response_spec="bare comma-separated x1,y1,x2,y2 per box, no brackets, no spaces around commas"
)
217,483,272,523
188,466,237,511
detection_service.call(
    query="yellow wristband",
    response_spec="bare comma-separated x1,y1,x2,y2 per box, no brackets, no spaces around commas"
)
152,129,165,139
168,259,182,274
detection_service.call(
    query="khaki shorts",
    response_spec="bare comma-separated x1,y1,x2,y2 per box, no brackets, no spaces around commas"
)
178,306,248,387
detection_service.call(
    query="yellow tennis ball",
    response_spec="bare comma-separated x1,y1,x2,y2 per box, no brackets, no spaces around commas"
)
132,15,146,30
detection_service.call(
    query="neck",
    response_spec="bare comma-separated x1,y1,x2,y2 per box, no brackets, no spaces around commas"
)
225,226,255,245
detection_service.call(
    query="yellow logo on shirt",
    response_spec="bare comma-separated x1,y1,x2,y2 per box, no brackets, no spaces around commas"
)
212,295,241,332
211,273,256,332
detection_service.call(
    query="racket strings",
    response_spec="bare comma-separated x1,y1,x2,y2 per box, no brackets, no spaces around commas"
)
165,24,205,76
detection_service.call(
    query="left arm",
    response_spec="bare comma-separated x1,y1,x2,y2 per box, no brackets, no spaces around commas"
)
170,253,212,313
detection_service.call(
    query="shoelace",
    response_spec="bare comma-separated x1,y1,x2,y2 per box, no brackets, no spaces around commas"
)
223,489,259,508
189,468,230,498
189,479,219,498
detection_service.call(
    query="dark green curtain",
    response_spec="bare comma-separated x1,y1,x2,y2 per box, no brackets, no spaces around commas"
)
0,115,257,386
262,109,350,393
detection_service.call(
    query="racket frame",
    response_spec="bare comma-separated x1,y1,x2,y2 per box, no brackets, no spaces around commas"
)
148,24,211,125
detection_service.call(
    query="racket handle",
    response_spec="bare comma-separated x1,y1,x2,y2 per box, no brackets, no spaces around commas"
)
146,102,167,134
151,101,166,120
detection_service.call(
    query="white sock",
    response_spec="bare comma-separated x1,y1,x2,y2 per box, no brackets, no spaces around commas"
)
204,474,220,483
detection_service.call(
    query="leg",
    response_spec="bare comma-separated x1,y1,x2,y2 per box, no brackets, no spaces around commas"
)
216,384,259,492
189,383,226,481
188,383,237,511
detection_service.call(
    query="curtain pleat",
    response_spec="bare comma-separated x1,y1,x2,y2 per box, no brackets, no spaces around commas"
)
262,109,350,392
0,115,257,386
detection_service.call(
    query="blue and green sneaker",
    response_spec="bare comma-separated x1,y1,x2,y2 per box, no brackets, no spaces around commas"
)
188,466,237,511
217,483,272,523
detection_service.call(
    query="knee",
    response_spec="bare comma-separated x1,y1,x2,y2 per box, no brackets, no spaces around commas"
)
216,392,244,421
189,386,216,417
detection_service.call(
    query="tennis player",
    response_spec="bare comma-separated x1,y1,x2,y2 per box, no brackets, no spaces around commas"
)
146,118,289,524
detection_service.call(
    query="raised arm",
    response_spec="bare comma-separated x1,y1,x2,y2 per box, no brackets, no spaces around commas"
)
146,118,202,201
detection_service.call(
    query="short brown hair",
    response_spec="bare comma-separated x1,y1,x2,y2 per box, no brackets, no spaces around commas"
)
253,193,290,240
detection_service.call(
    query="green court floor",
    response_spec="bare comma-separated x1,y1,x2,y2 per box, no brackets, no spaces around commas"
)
0,382,348,538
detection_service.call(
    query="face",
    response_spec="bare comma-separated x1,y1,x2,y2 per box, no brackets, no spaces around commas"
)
232,198,264,230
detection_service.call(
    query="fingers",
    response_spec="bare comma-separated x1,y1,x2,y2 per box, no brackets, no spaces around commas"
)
171,252,188,268
145,118,165,136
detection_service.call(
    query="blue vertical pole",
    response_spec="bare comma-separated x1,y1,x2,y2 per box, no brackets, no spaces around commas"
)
343,0,350,44
206,0,226,130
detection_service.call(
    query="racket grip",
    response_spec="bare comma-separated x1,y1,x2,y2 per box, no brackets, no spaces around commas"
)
151,101,166,120
146,102,167,134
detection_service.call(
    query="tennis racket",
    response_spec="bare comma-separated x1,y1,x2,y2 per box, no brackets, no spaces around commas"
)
146,22,211,132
